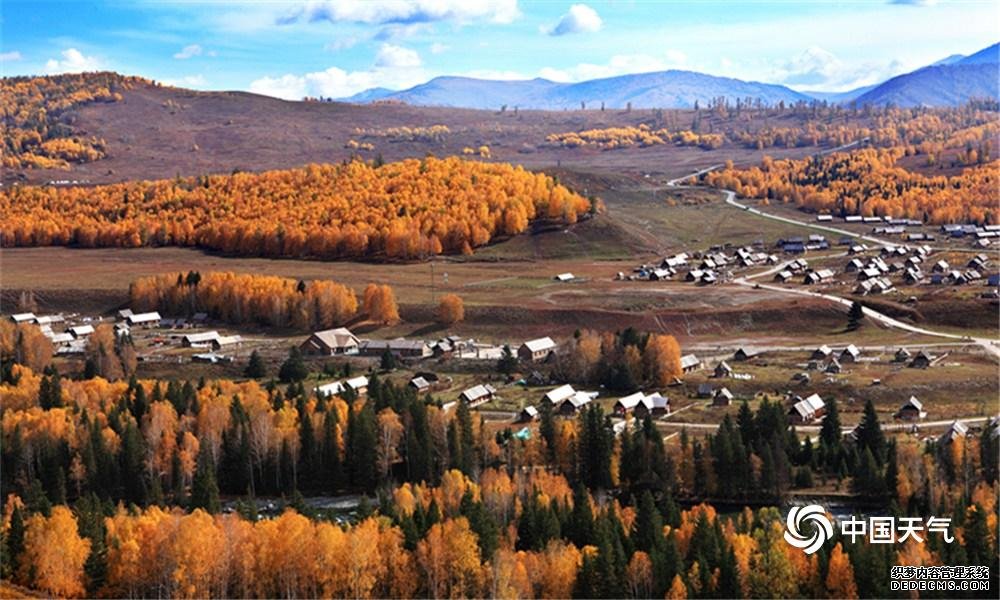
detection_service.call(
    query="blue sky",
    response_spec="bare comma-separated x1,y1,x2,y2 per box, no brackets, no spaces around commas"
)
2,1,997,99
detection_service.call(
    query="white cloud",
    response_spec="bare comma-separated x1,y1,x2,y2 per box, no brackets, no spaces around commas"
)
250,44,426,100
773,46,909,91
326,36,361,51
374,43,421,68
162,75,208,88
1,51,23,62
44,48,101,74
173,44,203,59
543,4,602,36
279,0,520,26
430,42,449,54
539,51,686,82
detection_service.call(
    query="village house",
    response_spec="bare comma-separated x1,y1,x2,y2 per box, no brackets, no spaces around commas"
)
789,393,826,424
680,354,701,373
712,387,734,407
774,270,793,283
839,344,861,363
360,339,432,359
182,331,221,347
614,391,645,415
803,269,834,285
938,421,968,445
33,315,64,326
909,350,936,369
895,396,927,421
554,273,575,282
409,377,431,393
697,383,715,399
544,384,578,405
459,384,496,408
518,337,558,362
10,313,36,324
127,312,162,328
825,358,842,374
845,258,865,273
69,324,95,338
518,405,539,422
558,392,595,415
713,361,733,378
932,260,950,273
810,345,833,360
301,327,360,356
634,393,670,418
315,375,370,398
211,335,241,350
615,391,669,417
733,347,762,362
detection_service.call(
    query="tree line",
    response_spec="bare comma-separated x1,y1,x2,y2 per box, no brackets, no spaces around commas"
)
1,157,594,260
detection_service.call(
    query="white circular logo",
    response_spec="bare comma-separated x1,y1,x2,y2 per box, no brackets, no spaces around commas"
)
784,505,833,554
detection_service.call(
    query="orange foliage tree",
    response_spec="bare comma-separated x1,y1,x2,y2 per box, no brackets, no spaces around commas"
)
1,157,593,259
436,293,464,325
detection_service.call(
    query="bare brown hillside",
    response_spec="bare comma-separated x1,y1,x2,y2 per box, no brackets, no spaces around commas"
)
7,81,832,185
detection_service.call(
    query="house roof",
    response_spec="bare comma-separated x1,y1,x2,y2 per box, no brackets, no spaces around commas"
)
841,344,860,357
10,313,36,323
521,405,539,418
680,354,701,369
715,360,732,372
544,384,577,404
311,327,359,349
128,312,161,324
903,396,923,410
616,392,646,410
522,337,557,353
410,376,430,389
461,384,496,402
715,388,734,400
345,376,369,389
69,325,95,336
792,393,825,419
183,331,221,344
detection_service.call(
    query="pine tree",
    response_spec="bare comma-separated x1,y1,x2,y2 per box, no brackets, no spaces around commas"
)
633,491,664,553
847,301,864,330
321,409,344,492
568,484,595,548
278,346,308,382
244,350,266,378
189,447,221,514
855,399,886,464
496,344,518,375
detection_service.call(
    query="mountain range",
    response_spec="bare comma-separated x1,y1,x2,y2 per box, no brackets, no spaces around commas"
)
345,43,999,110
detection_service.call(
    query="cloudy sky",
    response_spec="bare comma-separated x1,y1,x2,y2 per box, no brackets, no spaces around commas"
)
2,1,997,100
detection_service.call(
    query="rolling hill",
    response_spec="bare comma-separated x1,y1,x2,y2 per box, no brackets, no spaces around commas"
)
344,70,813,110
853,62,999,108
849,42,999,107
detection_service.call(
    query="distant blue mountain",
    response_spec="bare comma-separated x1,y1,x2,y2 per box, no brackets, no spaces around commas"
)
341,87,395,103
853,63,998,107
956,42,999,65
341,43,999,110
802,84,878,103
342,70,812,110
